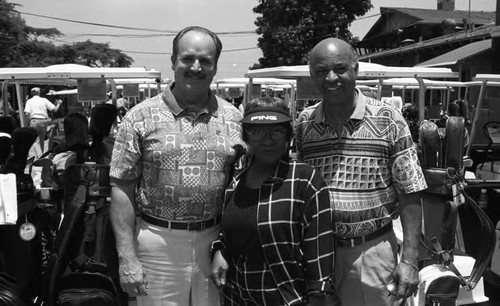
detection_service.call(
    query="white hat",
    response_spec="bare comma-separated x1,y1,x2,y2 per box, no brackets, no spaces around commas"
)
31,87,40,93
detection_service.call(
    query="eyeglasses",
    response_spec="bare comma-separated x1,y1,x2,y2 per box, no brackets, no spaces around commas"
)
245,126,288,139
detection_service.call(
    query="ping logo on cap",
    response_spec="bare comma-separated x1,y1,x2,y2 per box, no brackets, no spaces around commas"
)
251,115,277,121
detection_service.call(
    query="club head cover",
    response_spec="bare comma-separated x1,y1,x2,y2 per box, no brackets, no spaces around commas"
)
90,104,118,137
0,116,18,135
63,113,89,153
1,127,38,175
0,137,12,165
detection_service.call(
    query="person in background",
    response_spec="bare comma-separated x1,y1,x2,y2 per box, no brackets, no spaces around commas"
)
401,103,419,143
0,91,15,117
109,26,243,305
210,96,338,305
106,92,127,109
295,37,427,306
24,87,62,152
24,87,62,128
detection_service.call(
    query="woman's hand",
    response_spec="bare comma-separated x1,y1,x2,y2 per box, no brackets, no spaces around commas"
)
307,292,341,306
211,250,229,288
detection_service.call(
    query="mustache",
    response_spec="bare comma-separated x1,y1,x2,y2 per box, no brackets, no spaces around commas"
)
185,71,206,80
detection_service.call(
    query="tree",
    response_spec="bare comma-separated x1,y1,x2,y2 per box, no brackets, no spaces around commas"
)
0,0,133,68
0,0,61,67
57,41,133,67
253,0,372,68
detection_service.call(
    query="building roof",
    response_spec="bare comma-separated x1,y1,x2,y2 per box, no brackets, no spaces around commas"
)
363,7,495,42
359,23,494,62
384,7,496,25
416,38,491,67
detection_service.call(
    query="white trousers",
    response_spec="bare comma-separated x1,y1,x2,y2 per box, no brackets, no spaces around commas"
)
134,218,221,306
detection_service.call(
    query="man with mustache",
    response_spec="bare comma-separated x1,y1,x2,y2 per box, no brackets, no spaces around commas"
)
109,26,243,305
295,38,427,306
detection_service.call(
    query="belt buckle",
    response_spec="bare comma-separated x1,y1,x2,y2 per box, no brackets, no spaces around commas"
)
361,235,366,246
187,221,200,231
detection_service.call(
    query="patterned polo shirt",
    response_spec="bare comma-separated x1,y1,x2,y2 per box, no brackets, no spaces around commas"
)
295,89,427,238
109,84,243,221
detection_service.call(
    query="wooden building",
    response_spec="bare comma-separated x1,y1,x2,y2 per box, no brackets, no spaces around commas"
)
356,7,496,71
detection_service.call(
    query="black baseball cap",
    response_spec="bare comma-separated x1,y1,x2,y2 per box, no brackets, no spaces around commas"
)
240,106,292,125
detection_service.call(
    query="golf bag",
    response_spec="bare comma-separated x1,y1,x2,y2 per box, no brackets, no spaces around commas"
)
46,162,126,306
0,127,56,305
417,116,495,305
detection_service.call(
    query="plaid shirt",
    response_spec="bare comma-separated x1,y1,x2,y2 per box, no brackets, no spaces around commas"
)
212,158,335,305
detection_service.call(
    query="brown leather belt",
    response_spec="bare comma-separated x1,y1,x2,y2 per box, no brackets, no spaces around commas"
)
336,222,393,247
140,213,221,232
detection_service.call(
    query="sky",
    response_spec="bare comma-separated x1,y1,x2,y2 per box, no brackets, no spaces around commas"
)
11,0,497,82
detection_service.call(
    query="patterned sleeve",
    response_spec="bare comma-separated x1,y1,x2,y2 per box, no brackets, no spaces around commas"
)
294,111,309,160
109,113,143,183
302,167,335,294
390,111,427,194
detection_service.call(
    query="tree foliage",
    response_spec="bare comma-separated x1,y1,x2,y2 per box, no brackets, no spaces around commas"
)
58,40,133,67
0,1,61,67
253,0,372,68
0,0,133,68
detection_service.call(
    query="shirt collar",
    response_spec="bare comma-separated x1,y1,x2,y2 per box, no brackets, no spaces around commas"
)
161,82,219,118
234,157,290,185
350,88,367,121
311,87,366,124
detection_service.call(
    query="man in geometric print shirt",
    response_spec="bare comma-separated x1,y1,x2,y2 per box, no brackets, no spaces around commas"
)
296,38,427,306
109,26,243,305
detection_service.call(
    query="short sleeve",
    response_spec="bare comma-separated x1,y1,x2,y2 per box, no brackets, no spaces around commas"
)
390,112,427,194
109,114,142,183
45,99,56,111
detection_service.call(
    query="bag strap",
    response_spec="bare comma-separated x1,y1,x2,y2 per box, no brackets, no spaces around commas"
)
456,182,496,289
73,198,108,274
420,233,469,288
69,164,111,273
47,165,93,306
419,175,496,291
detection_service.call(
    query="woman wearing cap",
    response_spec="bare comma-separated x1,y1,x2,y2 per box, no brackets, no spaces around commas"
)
210,96,338,305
